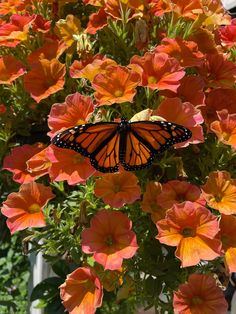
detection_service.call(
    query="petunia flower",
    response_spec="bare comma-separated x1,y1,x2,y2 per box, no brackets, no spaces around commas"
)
149,0,171,17
60,266,103,314
24,58,66,103
210,110,236,149
0,0,31,16
155,37,204,68
201,171,236,215
0,55,26,84
170,0,203,19
219,18,236,48
130,52,185,92
173,273,228,314
160,76,205,107
47,92,94,138
219,214,236,273
1,182,55,234
26,147,51,175
156,201,222,267
85,7,108,34
81,209,139,270
92,65,140,106
94,171,141,208
3,143,48,184
154,97,204,147
46,145,95,185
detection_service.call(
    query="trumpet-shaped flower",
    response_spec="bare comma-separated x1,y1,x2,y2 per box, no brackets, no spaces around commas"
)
201,171,236,215
81,209,139,270
1,182,55,234
0,55,26,84
173,274,228,314
60,267,103,314
156,202,222,267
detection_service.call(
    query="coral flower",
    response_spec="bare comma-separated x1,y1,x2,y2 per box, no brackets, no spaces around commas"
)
210,110,236,149
130,52,184,92
154,97,204,147
94,171,141,208
92,65,140,106
86,7,108,34
201,171,236,215
60,267,103,314
156,202,222,267
219,18,236,48
81,209,139,270
160,76,205,107
155,37,204,68
171,0,203,19
46,145,95,185
0,0,31,15
173,274,228,314
26,147,51,175
0,55,26,84
1,182,55,234
219,214,236,273
3,143,48,184
48,92,94,138
24,58,66,103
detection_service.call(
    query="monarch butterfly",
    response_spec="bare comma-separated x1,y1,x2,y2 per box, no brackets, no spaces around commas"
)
51,118,192,173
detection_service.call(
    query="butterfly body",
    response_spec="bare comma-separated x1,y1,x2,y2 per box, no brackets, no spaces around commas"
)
52,119,192,173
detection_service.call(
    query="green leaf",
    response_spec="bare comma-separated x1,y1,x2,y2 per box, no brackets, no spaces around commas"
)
30,277,63,302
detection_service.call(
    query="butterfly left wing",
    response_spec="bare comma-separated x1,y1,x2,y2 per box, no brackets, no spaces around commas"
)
52,122,120,172
121,120,191,171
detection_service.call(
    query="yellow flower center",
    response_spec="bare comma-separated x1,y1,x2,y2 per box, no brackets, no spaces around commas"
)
77,119,85,125
182,227,196,237
221,234,231,247
113,183,121,193
222,131,230,141
114,89,123,97
191,296,203,305
148,76,157,84
28,203,41,214
214,194,223,202
105,235,114,246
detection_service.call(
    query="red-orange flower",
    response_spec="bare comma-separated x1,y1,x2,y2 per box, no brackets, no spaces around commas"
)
171,0,203,19
3,143,47,184
48,92,94,138
219,214,236,273
46,145,95,185
94,171,141,208
24,58,66,103
92,65,140,106
173,274,228,314
0,55,25,84
81,209,139,270
154,97,204,147
155,37,204,68
86,7,108,34
210,110,236,149
156,202,222,267
199,53,236,89
130,52,184,92
26,147,51,176
0,0,31,15
1,182,55,234
201,171,236,215
60,267,103,314
149,0,171,17
219,19,236,48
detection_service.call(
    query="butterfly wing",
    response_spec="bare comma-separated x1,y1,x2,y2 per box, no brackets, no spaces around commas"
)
52,122,120,172
121,120,191,171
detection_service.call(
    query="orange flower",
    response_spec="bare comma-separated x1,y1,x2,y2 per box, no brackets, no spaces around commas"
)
26,147,51,175
94,171,141,207
60,267,103,314
154,97,204,147
149,0,171,17
46,145,95,185
92,65,140,106
1,182,55,234
156,202,222,267
173,274,228,314
3,143,47,184
210,110,236,149
0,55,25,84
160,76,205,107
171,0,203,19
201,171,236,215
219,214,236,272
24,58,66,103
94,264,123,292
199,53,236,89
219,19,236,48
70,55,116,81
81,209,139,270
48,92,94,138
155,37,204,68
0,0,31,15
86,7,108,34
203,88,236,125
130,52,184,92
190,27,218,54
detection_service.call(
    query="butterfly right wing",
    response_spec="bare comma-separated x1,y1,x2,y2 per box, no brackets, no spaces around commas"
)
51,122,120,172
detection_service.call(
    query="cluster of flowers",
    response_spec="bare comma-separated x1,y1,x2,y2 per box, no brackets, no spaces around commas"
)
1,0,236,313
